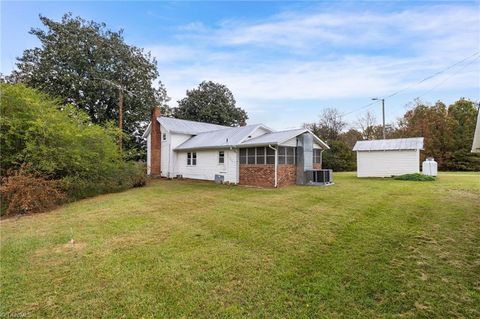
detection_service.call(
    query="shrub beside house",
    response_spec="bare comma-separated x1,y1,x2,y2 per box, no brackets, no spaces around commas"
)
0,84,145,216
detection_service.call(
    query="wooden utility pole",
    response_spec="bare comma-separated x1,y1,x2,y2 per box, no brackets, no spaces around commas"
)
94,77,134,153
381,98,386,140
118,88,124,153
372,97,386,139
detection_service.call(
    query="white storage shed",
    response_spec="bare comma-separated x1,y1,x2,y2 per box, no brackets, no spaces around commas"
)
353,138,424,177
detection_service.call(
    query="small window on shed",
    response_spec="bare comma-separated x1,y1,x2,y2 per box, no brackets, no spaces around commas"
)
218,151,225,164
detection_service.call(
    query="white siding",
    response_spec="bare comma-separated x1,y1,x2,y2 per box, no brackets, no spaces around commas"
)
146,133,151,175
174,149,239,183
280,137,297,147
160,127,169,177
356,150,420,177
249,126,270,139
160,129,191,178
280,138,323,148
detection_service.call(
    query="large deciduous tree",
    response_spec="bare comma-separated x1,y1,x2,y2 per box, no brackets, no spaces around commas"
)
305,108,346,142
175,81,248,126
445,99,480,170
396,98,479,170
397,100,453,168
10,13,168,160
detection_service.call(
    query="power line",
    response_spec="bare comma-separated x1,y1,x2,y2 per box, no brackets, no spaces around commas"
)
415,55,480,101
383,51,479,99
341,51,480,117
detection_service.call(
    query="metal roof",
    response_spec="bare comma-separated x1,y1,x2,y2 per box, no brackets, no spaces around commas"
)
240,128,306,146
175,126,329,150
353,137,424,151
240,128,330,149
175,124,267,150
158,117,229,135
143,116,329,150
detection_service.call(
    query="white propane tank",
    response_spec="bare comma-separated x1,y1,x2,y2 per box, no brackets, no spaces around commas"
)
422,157,438,176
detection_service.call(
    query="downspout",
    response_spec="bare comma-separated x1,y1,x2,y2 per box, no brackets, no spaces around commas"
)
268,144,278,188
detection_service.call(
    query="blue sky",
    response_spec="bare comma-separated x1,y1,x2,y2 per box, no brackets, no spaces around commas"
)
2,1,479,129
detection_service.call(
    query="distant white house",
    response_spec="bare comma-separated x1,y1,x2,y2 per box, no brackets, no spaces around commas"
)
472,107,480,153
142,107,329,187
352,138,424,177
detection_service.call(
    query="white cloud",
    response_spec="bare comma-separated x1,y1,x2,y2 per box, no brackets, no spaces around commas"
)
148,4,480,128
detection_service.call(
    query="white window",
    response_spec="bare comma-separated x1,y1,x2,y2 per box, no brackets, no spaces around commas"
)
313,149,322,164
162,133,167,141
218,151,225,164
187,152,197,166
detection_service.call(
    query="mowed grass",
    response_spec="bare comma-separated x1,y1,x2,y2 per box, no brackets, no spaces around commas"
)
1,173,479,318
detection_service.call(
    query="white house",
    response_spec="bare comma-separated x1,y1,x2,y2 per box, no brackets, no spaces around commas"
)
143,107,329,187
352,137,424,177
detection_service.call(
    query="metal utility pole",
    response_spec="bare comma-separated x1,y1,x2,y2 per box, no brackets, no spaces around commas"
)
372,98,386,139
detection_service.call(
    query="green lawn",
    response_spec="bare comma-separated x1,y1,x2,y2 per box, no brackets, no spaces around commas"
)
1,173,479,318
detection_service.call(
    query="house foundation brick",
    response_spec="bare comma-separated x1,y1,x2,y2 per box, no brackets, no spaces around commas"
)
278,164,297,187
239,164,297,187
239,165,275,187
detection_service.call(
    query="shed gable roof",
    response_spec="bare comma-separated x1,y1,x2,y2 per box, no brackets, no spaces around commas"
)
353,137,424,151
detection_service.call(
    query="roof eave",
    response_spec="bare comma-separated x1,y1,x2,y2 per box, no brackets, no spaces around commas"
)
142,122,152,139
174,145,238,152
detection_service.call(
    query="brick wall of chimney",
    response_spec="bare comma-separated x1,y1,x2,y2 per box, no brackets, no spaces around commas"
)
150,107,162,176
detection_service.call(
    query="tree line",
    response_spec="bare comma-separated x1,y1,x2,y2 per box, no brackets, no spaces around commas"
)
306,99,480,172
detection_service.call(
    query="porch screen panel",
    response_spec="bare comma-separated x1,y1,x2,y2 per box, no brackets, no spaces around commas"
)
278,146,286,164
247,148,256,164
266,147,275,164
286,147,295,164
256,147,265,164
240,148,247,164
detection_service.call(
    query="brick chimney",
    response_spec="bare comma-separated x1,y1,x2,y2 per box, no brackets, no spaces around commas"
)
150,106,161,176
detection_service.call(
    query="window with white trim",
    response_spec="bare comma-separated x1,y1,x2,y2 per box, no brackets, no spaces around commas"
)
218,151,224,164
313,149,322,164
187,152,197,166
